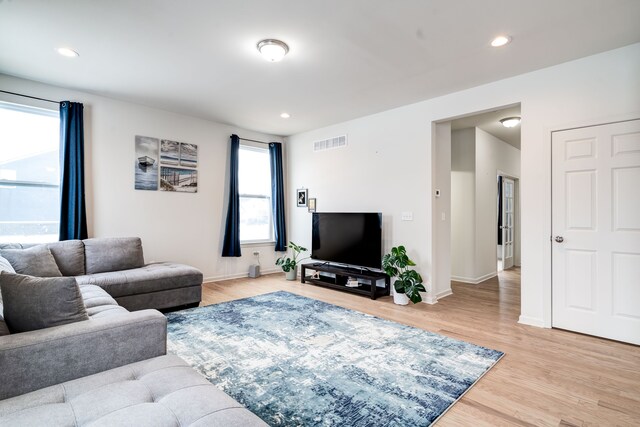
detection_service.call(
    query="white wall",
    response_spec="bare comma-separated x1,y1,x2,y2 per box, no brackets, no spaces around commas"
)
450,128,476,281
286,43,640,328
0,74,285,281
286,106,431,293
432,122,452,301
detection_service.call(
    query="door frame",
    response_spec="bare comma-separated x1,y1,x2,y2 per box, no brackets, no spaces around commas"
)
497,171,520,272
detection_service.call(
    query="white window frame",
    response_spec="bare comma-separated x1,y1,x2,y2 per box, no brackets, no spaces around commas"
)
0,101,60,243
238,143,275,245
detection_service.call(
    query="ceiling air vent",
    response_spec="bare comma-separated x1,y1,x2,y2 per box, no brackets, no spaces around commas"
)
313,135,347,152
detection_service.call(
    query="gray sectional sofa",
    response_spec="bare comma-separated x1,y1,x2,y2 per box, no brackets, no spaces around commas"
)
0,237,203,311
0,238,267,426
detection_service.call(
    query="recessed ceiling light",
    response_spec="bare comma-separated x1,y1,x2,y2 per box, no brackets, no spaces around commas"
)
280,113,291,119
490,36,511,47
500,117,521,128
257,39,289,62
56,47,80,58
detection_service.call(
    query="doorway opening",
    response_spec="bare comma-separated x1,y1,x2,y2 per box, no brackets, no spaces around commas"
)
430,103,522,306
449,105,521,285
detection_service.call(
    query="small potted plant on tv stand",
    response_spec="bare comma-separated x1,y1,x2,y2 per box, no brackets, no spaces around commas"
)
276,242,309,281
382,245,426,305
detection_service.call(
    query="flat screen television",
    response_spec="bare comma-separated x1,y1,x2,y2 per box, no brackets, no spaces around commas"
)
311,212,382,269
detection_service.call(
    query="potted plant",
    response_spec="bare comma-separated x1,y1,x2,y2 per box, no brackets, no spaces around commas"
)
276,242,309,280
382,245,426,305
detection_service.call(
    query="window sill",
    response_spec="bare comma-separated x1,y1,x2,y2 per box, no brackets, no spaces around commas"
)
241,240,276,247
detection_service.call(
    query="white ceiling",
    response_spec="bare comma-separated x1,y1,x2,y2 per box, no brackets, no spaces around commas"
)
451,105,522,149
1,1,639,137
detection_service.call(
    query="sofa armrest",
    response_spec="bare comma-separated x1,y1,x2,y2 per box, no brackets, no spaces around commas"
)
0,309,167,400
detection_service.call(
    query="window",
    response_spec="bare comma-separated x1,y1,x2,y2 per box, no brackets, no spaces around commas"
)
0,102,60,243
238,144,273,243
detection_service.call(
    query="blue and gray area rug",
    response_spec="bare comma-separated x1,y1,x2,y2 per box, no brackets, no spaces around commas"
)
166,291,503,426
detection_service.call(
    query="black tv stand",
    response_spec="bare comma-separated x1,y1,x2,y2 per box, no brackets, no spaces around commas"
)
301,263,390,300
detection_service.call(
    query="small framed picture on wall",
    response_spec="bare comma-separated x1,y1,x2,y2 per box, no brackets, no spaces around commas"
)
297,189,308,207
308,198,316,213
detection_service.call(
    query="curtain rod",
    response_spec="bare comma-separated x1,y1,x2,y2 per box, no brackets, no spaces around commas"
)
239,137,272,145
0,90,59,104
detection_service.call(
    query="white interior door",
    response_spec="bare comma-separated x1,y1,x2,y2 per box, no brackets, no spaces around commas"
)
501,177,515,270
552,119,640,345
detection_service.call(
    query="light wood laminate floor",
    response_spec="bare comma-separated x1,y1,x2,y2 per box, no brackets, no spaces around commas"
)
201,268,640,426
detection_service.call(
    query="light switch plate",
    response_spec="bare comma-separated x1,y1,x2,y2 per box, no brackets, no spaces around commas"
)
401,212,413,221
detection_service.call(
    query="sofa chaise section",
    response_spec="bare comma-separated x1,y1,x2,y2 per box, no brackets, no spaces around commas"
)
75,262,202,311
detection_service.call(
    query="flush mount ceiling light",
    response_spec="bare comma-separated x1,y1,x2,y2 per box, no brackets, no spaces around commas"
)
56,47,79,58
280,112,291,119
490,35,511,47
257,39,289,62
500,116,521,128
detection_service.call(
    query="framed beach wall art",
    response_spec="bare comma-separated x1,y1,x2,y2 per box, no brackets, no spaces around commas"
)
160,139,180,165
297,188,308,207
308,198,316,213
134,135,159,191
180,142,198,168
160,166,198,193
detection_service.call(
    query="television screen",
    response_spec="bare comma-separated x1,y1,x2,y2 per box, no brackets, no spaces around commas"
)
311,212,382,269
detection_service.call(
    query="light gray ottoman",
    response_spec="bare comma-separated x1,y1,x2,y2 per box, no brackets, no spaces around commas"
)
0,354,267,426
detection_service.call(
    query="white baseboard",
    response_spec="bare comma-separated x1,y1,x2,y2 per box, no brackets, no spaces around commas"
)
451,272,497,284
436,289,453,300
204,268,280,283
421,294,438,304
518,315,547,328
418,287,452,305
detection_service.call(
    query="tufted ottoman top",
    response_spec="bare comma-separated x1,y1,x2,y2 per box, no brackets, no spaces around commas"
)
0,354,267,426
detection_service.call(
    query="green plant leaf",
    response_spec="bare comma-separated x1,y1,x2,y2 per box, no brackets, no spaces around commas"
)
404,281,423,303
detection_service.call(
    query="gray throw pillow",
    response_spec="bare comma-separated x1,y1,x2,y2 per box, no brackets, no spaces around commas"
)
83,237,145,274
0,245,62,277
0,272,89,333
46,240,85,276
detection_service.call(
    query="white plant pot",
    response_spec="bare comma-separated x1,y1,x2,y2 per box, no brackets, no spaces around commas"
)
285,266,298,281
393,289,409,305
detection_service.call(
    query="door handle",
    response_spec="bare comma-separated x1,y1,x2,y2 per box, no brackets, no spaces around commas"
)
555,236,564,243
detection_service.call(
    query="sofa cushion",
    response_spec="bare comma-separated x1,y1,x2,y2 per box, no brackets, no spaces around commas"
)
0,255,15,275
83,237,145,274
0,354,267,427
0,255,13,334
0,243,22,250
0,272,89,333
79,284,129,319
0,305,9,337
46,240,85,276
0,245,62,277
75,262,203,299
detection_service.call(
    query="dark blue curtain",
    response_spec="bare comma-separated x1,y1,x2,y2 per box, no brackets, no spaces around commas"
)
497,176,503,245
269,142,287,252
222,134,241,256
59,101,88,241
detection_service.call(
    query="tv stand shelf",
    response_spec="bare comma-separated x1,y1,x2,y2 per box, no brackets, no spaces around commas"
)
301,263,390,300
